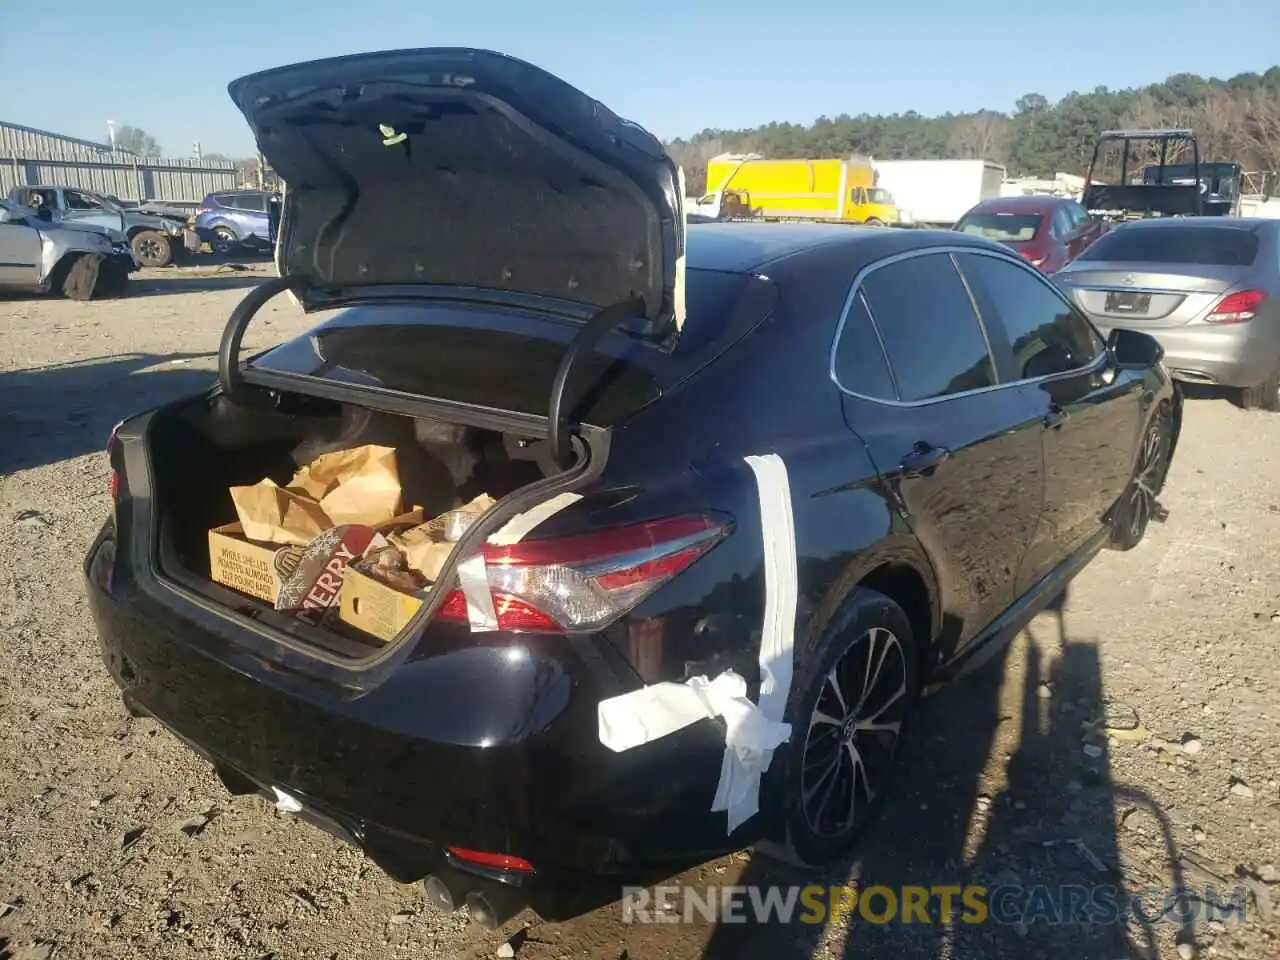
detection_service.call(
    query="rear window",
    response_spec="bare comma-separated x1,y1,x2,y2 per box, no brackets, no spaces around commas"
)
956,213,1042,243
1078,227,1260,266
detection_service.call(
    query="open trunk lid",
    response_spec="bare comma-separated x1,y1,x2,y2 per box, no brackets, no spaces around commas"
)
227,47,686,338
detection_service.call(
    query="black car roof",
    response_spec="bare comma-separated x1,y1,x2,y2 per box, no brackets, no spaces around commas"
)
686,221,997,273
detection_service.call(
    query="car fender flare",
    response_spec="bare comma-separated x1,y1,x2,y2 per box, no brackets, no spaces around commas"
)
800,534,941,663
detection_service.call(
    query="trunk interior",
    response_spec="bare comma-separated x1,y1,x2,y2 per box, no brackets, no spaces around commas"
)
147,390,566,654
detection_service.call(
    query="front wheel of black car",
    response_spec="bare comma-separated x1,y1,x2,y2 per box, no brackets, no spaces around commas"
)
1237,371,1280,412
1109,402,1173,550
758,588,919,869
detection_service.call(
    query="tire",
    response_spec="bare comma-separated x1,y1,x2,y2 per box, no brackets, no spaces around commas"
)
1108,402,1174,550
1236,371,1280,412
60,253,102,301
130,230,173,268
210,226,239,256
864,217,885,227
756,587,920,868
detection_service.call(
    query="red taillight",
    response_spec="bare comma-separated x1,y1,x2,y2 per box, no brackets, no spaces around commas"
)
446,846,535,873
107,423,122,501
1206,289,1265,324
436,514,728,633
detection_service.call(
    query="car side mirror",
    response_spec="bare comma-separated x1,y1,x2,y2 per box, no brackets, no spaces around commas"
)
1108,328,1163,370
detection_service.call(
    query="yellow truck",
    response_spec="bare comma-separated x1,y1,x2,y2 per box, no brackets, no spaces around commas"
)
688,153,909,225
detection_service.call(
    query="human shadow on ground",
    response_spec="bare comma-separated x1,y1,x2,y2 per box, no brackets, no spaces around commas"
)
0,352,216,474
685,590,1192,960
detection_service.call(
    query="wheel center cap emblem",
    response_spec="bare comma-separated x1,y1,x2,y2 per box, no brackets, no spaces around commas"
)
840,715,858,740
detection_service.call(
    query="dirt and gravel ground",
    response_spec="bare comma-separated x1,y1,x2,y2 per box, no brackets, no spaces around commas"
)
1,262,1277,960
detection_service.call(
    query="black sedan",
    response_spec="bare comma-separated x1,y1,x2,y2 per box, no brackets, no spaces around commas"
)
84,47,1181,927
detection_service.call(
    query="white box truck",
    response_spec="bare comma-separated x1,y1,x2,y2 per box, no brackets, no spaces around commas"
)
872,159,1006,227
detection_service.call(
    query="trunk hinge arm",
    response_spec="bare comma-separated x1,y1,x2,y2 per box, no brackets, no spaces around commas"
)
218,273,311,402
547,298,644,469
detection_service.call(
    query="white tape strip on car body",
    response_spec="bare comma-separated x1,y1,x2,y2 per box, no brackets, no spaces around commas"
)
488,492,584,546
596,453,799,833
456,553,498,631
458,492,586,631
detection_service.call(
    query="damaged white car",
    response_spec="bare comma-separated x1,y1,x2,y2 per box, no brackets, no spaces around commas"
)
0,199,137,300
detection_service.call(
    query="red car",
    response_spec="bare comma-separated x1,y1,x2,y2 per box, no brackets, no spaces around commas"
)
954,195,1106,273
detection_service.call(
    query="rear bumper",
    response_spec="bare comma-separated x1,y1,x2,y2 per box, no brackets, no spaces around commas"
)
1091,321,1280,389
83,520,738,885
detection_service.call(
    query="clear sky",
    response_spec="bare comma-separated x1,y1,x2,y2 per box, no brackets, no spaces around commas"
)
2,0,1275,158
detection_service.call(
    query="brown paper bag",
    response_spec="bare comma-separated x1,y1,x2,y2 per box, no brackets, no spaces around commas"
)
228,446,407,546
288,445,403,527
229,479,334,546
389,528,456,582
390,492,496,582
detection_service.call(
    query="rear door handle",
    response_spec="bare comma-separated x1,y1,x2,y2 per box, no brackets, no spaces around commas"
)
1043,406,1069,429
899,443,951,478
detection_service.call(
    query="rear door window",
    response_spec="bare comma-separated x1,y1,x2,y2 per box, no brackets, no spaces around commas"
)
832,290,897,400
1077,226,1260,266
858,252,997,401
956,252,1103,381
234,193,268,213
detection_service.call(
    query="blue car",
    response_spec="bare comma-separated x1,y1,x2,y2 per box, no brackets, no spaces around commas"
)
193,190,275,254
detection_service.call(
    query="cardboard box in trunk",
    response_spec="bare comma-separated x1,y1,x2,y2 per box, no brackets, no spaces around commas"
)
208,508,424,608
339,565,427,643
208,522,288,604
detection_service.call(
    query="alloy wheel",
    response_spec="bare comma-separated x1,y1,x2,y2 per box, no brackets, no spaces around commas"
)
1126,415,1169,540
800,626,908,838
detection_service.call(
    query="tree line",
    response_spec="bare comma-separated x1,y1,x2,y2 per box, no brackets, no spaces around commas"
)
666,68,1280,196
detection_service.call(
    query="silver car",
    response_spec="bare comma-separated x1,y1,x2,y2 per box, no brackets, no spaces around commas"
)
0,199,136,299
1054,218,1280,411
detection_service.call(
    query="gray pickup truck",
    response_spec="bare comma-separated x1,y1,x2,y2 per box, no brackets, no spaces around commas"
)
7,185,197,267
0,199,138,299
